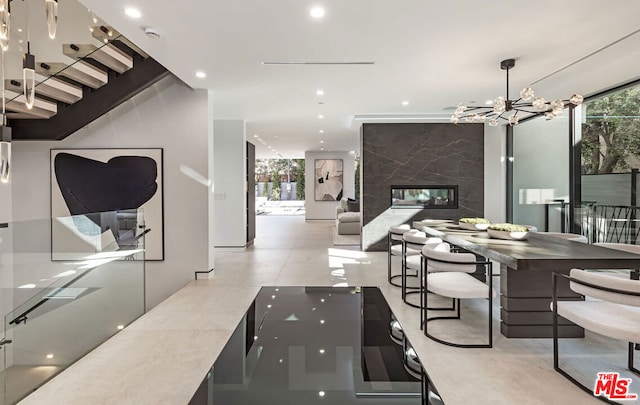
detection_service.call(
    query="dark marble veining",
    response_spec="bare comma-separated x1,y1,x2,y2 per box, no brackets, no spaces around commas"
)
361,123,484,251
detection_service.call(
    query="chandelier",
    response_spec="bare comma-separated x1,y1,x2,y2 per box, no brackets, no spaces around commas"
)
450,59,584,126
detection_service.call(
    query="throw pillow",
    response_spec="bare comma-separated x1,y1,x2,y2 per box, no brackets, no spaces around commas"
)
347,199,360,212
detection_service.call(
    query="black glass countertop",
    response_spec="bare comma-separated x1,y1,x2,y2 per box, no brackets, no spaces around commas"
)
189,287,444,405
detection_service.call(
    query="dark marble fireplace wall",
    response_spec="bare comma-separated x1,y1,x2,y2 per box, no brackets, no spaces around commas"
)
361,123,485,251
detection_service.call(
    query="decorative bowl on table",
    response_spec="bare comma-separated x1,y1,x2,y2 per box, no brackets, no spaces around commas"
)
487,224,529,240
458,217,491,231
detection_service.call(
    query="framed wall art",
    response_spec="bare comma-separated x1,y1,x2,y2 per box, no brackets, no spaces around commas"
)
314,159,343,201
50,148,164,260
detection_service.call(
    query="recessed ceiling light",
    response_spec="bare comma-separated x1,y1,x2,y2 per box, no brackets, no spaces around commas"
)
319,391,326,397
316,89,324,96
17,28,22,33
485,100,493,105
318,115,324,119
320,140,324,143
117,325,125,330
124,7,141,19
320,147,324,150
274,135,278,138
319,349,325,354
349,150,356,154
319,129,324,133
310,6,325,19
402,101,409,106
253,134,259,138
195,71,206,79
46,354,54,359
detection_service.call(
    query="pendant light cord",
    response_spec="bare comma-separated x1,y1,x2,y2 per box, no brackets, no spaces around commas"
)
25,0,30,52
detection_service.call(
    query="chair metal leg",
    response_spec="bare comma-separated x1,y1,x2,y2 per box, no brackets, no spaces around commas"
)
629,342,640,375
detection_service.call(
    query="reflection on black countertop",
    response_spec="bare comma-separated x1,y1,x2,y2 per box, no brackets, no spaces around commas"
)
189,287,444,405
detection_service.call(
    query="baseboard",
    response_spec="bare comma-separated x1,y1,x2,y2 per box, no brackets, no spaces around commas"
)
215,246,247,252
195,268,214,280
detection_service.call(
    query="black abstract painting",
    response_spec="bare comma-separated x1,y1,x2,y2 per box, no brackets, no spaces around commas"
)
51,148,164,260
54,153,158,215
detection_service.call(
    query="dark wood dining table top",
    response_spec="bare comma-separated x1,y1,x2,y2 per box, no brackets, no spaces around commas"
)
415,223,640,271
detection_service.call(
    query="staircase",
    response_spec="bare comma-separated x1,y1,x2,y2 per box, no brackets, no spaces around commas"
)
6,26,169,141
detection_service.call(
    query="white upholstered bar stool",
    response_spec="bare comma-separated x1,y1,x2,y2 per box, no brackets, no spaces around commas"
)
421,246,494,348
401,232,442,308
552,269,640,395
388,225,420,287
537,232,588,243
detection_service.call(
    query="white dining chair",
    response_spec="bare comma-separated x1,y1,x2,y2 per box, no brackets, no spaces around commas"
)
401,232,442,308
552,269,640,396
421,246,494,348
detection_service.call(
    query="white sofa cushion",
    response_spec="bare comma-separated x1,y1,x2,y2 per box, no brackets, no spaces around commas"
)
337,211,360,223
340,198,349,211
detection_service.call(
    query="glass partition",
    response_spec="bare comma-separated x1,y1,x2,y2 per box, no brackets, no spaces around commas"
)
511,111,570,231
0,211,145,405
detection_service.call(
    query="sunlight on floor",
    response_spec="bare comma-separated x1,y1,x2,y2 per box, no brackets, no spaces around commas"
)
327,248,371,268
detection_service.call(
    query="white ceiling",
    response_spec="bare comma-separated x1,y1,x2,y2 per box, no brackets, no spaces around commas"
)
78,0,640,158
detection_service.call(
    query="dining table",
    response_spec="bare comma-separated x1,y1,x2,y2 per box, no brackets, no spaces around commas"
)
413,221,640,338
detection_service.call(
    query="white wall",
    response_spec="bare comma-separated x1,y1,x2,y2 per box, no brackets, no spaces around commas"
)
484,124,507,223
305,151,355,220
213,120,247,248
10,76,213,310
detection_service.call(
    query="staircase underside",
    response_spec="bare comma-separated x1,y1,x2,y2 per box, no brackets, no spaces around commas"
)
9,57,169,140
6,28,170,141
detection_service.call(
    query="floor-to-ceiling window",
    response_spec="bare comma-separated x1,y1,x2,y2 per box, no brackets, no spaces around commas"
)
580,84,640,243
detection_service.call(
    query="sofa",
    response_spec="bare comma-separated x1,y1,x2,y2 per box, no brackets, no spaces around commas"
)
336,198,361,235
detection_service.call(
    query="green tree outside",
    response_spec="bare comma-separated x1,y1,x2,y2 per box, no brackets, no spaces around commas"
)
582,87,640,174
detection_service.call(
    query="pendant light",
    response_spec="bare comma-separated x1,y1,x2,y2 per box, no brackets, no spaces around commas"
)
0,0,9,51
23,0,35,109
45,0,57,39
0,48,11,184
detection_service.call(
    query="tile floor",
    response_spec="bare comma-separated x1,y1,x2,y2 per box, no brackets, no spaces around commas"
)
21,215,635,404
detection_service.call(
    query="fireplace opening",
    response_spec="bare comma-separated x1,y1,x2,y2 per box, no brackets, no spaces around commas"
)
390,185,458,209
